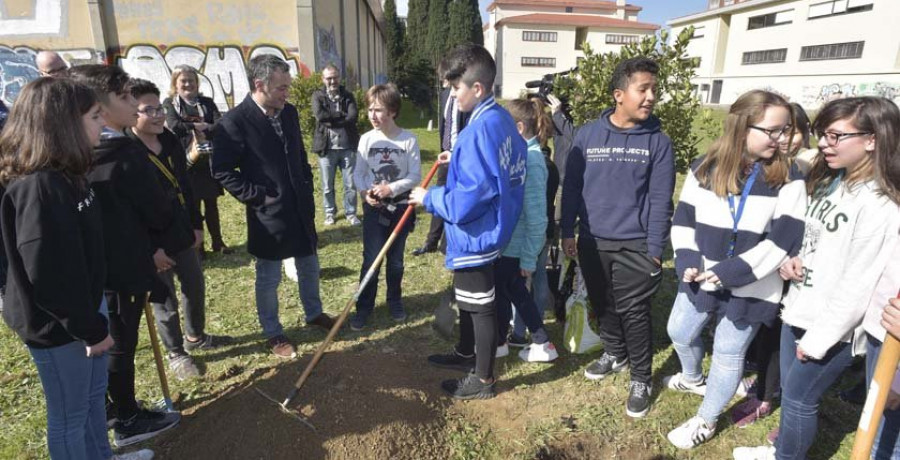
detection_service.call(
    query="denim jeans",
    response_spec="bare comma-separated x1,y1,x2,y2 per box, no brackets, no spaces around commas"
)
866,334,900,460
255,255,324,338
667,292,759,424
355,203,413,319
318,148,357,218
28,298,113,460
776,324,854,460
513,244,549,339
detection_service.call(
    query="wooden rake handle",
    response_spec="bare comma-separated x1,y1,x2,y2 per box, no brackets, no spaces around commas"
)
280,160,442,408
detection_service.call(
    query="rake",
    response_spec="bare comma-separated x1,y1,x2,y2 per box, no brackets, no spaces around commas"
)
255,161,441,428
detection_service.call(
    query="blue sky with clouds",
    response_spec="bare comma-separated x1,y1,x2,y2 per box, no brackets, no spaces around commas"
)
394,0,709,27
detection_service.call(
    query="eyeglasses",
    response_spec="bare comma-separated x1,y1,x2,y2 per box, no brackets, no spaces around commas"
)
137,106,166,118
818,131,873,147
39,66,68,77
749,125,792,140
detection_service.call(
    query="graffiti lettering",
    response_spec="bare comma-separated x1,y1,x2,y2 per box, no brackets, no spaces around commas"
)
802,82,900,107
0,45,103,104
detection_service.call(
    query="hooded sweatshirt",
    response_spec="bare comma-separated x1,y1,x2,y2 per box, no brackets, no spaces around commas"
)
560,108,675,260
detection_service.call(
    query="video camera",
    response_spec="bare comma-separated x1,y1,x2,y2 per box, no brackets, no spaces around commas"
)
524,67,577,106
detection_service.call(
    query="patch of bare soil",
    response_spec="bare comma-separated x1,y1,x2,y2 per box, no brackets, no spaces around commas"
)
154,348,458,459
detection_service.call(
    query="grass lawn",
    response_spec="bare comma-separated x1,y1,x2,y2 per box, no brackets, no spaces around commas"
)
0,104,861,459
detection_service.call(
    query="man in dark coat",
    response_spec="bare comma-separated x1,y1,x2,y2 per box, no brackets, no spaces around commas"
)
212,55,335,359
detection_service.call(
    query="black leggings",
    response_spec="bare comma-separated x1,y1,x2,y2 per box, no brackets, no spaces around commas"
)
106,290,146,419
453,264,497,381
753,317,782,402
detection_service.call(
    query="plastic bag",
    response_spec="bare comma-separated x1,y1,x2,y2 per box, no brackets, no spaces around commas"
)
563,264,604,354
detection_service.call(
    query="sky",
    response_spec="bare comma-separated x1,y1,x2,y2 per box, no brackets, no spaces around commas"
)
394,0,710,27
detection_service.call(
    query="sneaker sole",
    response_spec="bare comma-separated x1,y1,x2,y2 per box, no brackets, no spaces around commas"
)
584,363,628,381
427,361,474,373
113,418,180,448
625,405,650,418
444,388,496,400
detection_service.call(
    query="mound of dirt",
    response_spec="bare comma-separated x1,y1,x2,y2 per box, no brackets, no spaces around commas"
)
154,348,458,459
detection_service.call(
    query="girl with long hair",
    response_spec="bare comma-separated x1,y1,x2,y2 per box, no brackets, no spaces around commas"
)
663,90,807,449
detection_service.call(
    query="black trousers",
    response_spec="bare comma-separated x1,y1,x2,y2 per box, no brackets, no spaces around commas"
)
495,256,545,342
577,239,661,384
423,164,448,251
752,317,782,402
106,290,147,419
453,263,497,380
193,194,224,248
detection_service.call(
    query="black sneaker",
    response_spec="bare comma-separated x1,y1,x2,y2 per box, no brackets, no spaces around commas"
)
584,352,628,380
507,334,530,348
427,350,476,372
441,372,496,400
113,409,181,447
184,334,233,352
626,381,653,418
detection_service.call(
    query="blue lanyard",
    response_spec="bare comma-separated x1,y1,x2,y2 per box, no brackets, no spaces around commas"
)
726,163,760,258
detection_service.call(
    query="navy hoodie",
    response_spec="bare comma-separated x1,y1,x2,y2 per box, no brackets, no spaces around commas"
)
560,108,675,260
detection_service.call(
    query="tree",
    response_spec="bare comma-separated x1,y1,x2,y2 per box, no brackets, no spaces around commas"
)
447,0,483,48
393,53,436,112
425,0,449,67
406,0,430,61
556,27,710,172
383,0,405,81
288,72,368,147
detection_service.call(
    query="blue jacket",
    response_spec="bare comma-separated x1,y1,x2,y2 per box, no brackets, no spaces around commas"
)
424,96,526,269
502,137,547,272
560,108,675,260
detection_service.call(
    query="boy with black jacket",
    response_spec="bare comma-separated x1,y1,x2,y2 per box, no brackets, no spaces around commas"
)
560,57,675,418
128,79,231,384
68,65,181,446
410,44,527,400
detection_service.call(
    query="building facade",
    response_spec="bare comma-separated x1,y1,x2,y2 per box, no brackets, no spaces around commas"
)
484,0,658,98
0,0,387,110
669,0,900,109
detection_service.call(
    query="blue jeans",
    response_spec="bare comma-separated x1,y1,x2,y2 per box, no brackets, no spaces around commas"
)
355,203,413,320
667,292,759,424
513,244,549,339
255,255,324,338
866,334,900,460
318,148,357,218
28,299,113,460
776,324,854,460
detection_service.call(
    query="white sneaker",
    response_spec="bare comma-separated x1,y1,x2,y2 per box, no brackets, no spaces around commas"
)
495,343,509,358
735,376,755,399
733,445,776,460
113,449,155,460
667,416,716,449
518,342,558,362
663,373,707,396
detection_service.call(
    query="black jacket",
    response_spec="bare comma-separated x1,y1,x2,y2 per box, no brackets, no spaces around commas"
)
1,172,107,348
88,135,173,292
126,129,202,256
212,95,318,260
438,88,471,152
311,86,359,154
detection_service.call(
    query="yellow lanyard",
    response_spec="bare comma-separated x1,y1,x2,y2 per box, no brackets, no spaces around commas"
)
147,153,185,206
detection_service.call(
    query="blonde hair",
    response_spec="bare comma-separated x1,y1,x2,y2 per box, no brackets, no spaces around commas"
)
507,97,553,146
695,90,794,197
169,65,200,99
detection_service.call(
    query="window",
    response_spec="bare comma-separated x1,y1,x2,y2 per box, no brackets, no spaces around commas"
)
808,0,873,19
691,26,705,39
575,27,588,50
606,34,641,45
521,57,556,67
565,7,573,13
523,31,558,42
748,10,794,29
800,41,864,61
741,48,788,65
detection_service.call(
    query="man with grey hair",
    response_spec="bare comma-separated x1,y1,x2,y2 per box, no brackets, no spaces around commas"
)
212,54,335,359
311,64,360,226
35,50,67,77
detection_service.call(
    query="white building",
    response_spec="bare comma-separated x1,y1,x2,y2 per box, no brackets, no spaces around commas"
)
668,0,900,109
484,0,658,98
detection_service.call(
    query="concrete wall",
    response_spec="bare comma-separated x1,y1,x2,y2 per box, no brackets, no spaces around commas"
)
0,0,386,108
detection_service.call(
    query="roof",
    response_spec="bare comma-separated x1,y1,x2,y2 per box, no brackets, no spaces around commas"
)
668,0,782,25
494,13,659,30
487,0,642,13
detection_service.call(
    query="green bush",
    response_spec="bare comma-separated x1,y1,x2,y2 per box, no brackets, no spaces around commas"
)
288,72,369,147
556,27,715,172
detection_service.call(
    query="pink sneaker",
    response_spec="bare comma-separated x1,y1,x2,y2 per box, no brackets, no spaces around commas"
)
732,397,773,428
766,426,779,445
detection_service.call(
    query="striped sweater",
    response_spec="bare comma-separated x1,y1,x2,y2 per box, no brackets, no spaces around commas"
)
671,158,807,324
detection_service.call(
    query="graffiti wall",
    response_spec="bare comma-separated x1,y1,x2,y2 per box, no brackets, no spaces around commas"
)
0,45,104,104
802,81,900,107
115,44,307,111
